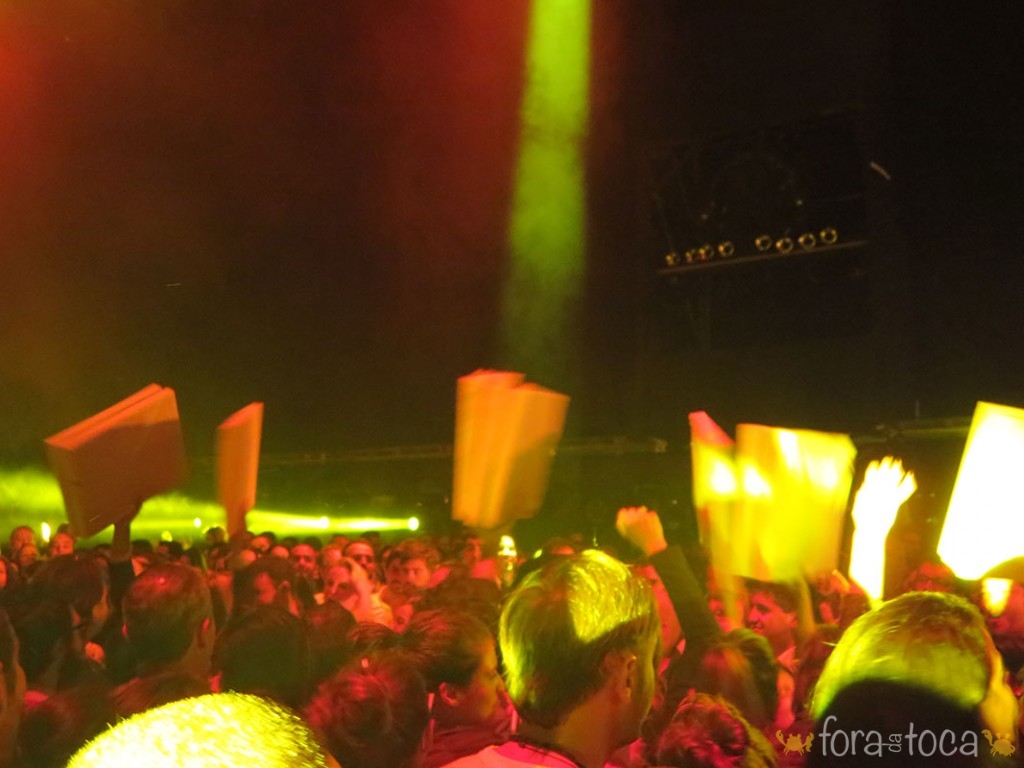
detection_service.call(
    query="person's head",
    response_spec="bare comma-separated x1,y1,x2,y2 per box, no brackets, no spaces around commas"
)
304,651,429,768
319,545,345,573
122,563,213,678
384,549,406,590
290,544,318,581
155,540,185,565
68,693,331,767
811,591,1018,740
901,559,957,594
403,608,506,726
694,629,778,729
542,537,578,557
233,556,302,617
415,575,503,636
9,526,35,555
15,544,39,574
304,602,356,686
213,605,312,710
204,526,226,546
344,540,377,577
269,545,290,559
707,576,748,634
18,684,115,768
745,581,797,656
808,679,1001,768
634,562,683,652
396,540,440,595
47,532,75,559
461,536,483,568
322,562,358,607
6,589,75,689
111,671,210,720
349,622,401,657
249,535,272,556
500,550,660,746
656,692,775,768
0,557,21,593
30,556,110,642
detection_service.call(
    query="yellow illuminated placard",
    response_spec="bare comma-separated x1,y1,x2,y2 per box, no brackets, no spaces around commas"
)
453,371,569,530
732,423,856,582
938,401,1024,580
689,411,737,581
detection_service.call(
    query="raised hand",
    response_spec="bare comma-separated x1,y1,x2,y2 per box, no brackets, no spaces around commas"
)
849,457,916,605
615,506,668,557
851,457,917,538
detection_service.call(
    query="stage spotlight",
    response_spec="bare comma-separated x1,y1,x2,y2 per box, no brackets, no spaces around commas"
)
798,232,816,250
665,251,681,267
775,237,794,254
717,241,735,258
685,248,699,264
755,235,773,252
698,244,714,261
820,227,838,245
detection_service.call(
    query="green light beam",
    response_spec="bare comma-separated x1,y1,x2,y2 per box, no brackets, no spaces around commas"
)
503,0,591,377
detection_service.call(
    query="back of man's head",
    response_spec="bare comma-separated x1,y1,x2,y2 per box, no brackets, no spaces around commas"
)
500,550,660,729
6,587,74,685
69,693,330,767
811,591,996,722
809,680,1000,768
123,564,211,675
31,555,108,640
213,605,312,710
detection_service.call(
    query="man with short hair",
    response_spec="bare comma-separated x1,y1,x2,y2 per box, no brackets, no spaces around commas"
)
290,543,319,582
122,563,214,681
343,539,378,583
746,581,800,671
396,539,440,596
811,590,1019,742
319,545,345,573
47,532,75,558
443,549,661,768
234,556,304,617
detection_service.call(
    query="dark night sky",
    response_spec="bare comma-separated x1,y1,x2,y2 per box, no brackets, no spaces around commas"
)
2,1,1023,481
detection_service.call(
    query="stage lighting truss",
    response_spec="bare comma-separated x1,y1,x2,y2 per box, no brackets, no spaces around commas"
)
662,227,860,273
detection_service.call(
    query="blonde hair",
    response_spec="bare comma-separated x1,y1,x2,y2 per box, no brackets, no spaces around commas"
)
811,591,993,719
500,550,659,727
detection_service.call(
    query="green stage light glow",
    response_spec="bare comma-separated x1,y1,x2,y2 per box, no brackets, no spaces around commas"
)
0,466,66,512
503,0,590,372
0,468,423,541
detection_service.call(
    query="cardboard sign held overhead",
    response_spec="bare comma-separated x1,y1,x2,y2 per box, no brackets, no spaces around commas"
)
45,384,187,538
453,371,525,527
689,411,738,579
732,423,856,582
690,411,737,534
217,402,264,537
453,371,569,530
939,401,1024,581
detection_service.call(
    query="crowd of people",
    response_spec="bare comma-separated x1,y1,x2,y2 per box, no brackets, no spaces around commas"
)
0,503,1020,767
